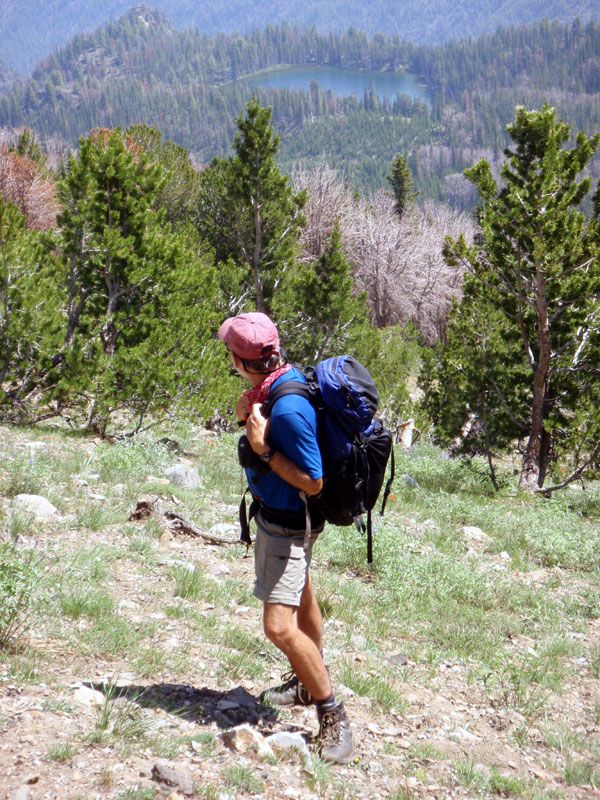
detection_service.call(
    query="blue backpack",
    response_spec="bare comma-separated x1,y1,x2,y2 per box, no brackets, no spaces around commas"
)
259,355,395,563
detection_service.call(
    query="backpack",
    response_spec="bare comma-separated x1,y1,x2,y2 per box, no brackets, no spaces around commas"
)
240,355,395,563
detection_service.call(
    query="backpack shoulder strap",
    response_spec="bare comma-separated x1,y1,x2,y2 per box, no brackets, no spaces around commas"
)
262,379,313,417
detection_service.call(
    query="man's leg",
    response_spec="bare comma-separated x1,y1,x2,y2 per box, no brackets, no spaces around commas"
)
296,572,323,654
263,595,354,764
263,600,331,701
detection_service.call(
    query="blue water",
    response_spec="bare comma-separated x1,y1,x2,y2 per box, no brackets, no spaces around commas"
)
240,65,429,105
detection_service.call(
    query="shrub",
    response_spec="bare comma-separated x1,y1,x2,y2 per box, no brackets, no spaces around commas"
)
0,540,40,649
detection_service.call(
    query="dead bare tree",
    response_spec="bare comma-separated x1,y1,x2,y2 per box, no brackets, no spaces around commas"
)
292,167,474,341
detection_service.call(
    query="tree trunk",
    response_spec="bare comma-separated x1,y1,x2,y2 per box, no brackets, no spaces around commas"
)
519,267,551,491
252,203,266,312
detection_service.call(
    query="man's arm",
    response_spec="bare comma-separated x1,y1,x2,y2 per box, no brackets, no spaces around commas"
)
245,403,323,496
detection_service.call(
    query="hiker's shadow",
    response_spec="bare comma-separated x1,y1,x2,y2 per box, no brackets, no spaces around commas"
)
84,681,278,729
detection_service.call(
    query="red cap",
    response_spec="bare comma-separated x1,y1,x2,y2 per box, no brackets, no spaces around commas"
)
218,312,280,360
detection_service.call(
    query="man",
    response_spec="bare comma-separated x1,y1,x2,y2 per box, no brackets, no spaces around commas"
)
219,311,354,764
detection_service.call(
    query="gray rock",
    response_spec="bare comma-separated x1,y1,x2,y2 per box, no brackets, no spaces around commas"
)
389,651,409,666
14,494,57,517
209,523,237,537
461,525,489,542
165,464,202,489
402,474,420,488
265,731,311,762
151,761,195,795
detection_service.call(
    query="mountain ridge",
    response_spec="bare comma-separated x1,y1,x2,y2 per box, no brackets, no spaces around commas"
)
0,0,597,74
2,9,599,202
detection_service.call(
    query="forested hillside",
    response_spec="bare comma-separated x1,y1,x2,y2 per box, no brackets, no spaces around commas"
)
0,58,19,96
1,7,599,202
0,0,596,74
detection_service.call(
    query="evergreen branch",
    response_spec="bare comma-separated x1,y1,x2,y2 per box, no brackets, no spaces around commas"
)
487,375,529,431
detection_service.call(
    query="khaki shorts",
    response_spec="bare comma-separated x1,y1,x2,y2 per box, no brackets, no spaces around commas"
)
253,511,323,606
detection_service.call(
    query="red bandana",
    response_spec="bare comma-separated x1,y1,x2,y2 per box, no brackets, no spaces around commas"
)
244,363,292,415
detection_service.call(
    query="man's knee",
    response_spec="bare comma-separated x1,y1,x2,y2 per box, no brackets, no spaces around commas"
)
263,604,296,649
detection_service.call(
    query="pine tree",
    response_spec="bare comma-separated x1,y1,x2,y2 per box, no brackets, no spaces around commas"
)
53,127,223,434
274,223,375,364
0,197,62,420
387,153,417,218
440,105,600,491
227,97,307,312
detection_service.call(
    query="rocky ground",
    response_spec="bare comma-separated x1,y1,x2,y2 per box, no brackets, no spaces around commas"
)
1,426,599,800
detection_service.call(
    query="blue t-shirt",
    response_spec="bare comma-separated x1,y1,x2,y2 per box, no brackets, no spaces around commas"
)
245,367,322,511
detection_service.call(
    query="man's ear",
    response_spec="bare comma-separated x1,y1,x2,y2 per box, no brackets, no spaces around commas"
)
231,352,246,377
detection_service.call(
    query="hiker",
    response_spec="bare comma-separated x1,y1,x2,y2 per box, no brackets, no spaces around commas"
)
219,311,354,764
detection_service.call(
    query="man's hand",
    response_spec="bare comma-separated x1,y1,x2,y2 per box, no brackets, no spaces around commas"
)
246,403,270,455
235,389,251,422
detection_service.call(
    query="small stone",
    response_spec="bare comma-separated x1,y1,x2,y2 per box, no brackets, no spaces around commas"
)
14,494,57,517
389,651,408,665
165,464,202,489
151,762,195,796
265,731,310,762
461,526,489,542
73,685,106,707
402,474,419,487
216,700,239,711
10,787,30,800
220,724,274,759
450,726,479,742
209,523,237,537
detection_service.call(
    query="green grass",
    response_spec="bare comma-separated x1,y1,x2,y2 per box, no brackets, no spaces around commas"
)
116,789,157,800
171,563,203,599
59,588,116,620
0,541,41,649
76,615,143,657
223,764,265,794
0,451,49,496
1,424,599,798
94,437,174,482
75,504,123,531
48,742,77,762
564,757,600,788
338,658,406,711
3,508,37,538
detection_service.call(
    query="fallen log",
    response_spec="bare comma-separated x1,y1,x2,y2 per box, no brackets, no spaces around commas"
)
164,510,237,546
129,497,238,547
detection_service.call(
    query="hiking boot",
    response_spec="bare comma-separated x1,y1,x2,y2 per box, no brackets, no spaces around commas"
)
317,699,354,764
259,670,314,707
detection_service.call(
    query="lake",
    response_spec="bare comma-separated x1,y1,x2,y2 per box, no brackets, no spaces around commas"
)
239,65,429,105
